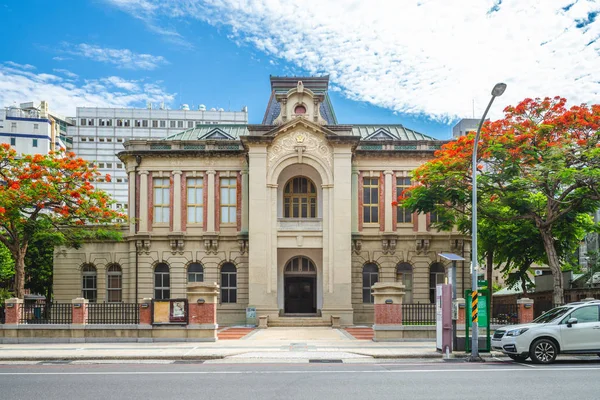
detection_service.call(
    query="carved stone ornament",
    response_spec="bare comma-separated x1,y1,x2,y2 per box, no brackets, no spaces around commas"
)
416,239,430,254
238,239,248,255
204,238,219,255
136,239,151,254
169,239,185,254
268,130,333,170
351,239,363,255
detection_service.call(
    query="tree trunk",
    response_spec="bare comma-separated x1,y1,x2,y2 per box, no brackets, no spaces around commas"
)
14,250,26,299
539,227,564,305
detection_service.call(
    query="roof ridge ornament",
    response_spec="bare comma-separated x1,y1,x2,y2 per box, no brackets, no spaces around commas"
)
297,81,304,93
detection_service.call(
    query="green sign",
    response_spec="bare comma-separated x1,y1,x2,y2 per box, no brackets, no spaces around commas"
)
478,295,488,326
464,289,491,352
477,280,488,288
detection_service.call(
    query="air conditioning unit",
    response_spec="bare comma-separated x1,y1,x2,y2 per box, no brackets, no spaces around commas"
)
534,270,543,276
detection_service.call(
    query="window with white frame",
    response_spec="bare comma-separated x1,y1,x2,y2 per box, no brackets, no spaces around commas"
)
187,121,194,128
106,264,122,302
397,263,413,303
169,120,176,128
160,120,166,128
187,177,204,224
220,263,237,303
153,177,170,223
154,263,170,300
177,121,183,128
82,264,97,302
396,176,412,223
220,177,237,224
152,120,158,128
363,176,379,224
187,263,204,283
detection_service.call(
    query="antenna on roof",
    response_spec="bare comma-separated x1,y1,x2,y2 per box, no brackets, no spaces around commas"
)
472,99,475,118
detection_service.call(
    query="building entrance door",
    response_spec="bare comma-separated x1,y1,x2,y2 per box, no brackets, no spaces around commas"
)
284,276,316,314
283,256,318,314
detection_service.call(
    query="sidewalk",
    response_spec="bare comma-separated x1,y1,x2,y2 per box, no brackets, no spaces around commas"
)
0,328,503,362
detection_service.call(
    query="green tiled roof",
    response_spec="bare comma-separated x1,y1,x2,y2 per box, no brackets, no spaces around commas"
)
164,124,249,141
351,125,437,141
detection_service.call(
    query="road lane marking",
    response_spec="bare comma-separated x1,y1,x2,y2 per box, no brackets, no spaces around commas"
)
1,367,600,375
183,347,198,357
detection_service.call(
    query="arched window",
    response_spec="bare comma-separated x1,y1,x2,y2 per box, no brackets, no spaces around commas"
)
221,263,237,303
429,263,445,303
362,263,379,304
397,263,413,303
294,104,306,114
82,264,97,302
154,263,170,300
283,176,317,218
106,264,122,303
285,256,316,274
188,263,204,283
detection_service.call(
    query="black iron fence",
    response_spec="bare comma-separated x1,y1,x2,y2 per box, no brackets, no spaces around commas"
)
19,302,72,324
491,303,519,325
0,306,5,324
534,302,564,319
402,303,436,325
88,303,139,324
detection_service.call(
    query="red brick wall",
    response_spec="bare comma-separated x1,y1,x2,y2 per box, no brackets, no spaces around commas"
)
374,304,403,325
72,303,88,324
426,212,431,232
139,303,152,325
358,172,363,231
236,172,242,232
188,303,216,325
181,172,187,232
379,172,384,231
4,302,21,324
215,172,221,232
148,172,154,230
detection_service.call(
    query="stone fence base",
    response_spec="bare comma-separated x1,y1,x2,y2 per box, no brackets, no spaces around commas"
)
0,324,218,344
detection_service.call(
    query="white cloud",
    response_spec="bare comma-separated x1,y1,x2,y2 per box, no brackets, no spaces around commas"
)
62,43,169,70
0,63,175,116
4,61,36,70
104,0,600,122
53,68,79,79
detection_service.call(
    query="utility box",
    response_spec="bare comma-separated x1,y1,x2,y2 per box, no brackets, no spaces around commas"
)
436,284,453,353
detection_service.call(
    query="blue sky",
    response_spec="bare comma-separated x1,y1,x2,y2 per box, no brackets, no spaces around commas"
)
1,0,598,139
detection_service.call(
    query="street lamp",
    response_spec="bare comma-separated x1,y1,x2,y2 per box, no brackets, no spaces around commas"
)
469,82,507,361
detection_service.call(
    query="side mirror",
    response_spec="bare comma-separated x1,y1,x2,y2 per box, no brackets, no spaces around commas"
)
567,317,578,327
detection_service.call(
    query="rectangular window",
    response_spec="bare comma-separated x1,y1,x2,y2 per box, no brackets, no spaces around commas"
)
89,137,94,142
142,120,148,128
169,120,176,128
160,120,166,128
152,120,158,128
153,177,170,224
396,177,412,224
362,177,379,224
10,137,16,146
220,177,237,224
107,138,112,142
88,119,94,126
106,119,112,127
33,123,39,131
32,139,38,147
81,119,87,126
116,119,123,127
98,163,105,168
177,121,184,128
135,120,142,127
187,177,204,224
11,122,17,132
117,138,124,143
187,121,194,128
106,163,112,168
107,273,122,303
99,119,106,126
81,137,87,142
117,163,123,168
99,138,105,142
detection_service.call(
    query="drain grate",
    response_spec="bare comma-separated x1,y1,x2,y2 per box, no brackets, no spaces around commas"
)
39,360,72,365
173,360,205,364
309,359,343,363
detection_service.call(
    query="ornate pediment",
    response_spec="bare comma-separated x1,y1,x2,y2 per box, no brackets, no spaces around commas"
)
198,127,236,140
273,81,327,126
267,125,333,170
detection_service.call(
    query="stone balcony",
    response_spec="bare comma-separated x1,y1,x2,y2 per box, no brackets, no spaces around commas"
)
277,218,323,232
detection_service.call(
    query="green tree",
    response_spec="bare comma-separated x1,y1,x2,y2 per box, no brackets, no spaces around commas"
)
400,97,600,304
0,242,14,283
0,145,126,298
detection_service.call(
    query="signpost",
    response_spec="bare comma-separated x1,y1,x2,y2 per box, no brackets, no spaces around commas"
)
439,253,466,353
465,289,491,352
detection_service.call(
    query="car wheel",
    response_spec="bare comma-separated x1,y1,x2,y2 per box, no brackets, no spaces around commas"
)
508,354,528,362
530,339,558,364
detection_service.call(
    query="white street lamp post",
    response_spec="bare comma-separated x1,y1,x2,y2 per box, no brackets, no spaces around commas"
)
469,83,507,361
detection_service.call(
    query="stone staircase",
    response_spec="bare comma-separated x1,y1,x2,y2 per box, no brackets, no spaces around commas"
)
266,316,332,327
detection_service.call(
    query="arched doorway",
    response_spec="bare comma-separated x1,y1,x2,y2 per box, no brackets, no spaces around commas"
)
284,256,317,314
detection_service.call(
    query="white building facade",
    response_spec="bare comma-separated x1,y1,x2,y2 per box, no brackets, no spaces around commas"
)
68,105,248,210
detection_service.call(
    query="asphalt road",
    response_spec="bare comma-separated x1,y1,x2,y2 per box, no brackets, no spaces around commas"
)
1,359,600,400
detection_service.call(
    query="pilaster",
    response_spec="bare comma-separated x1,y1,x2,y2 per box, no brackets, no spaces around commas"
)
138,171,149,233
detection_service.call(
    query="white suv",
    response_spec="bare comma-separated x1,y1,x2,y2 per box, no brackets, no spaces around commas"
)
492,300,600,364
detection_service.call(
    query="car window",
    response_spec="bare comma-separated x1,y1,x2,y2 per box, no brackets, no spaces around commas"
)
564,305,600,324
533,307,571,323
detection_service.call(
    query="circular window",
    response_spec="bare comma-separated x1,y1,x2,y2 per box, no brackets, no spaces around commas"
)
294,105,306,114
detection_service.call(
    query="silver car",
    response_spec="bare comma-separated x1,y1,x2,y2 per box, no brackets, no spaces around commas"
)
492,300,600,364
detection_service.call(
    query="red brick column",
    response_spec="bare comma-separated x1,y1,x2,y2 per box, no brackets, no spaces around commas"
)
518,298,534,324
4,298,23,324
71,298,89,324
187,283,219,325
188,303,216,324
374,304,402,324
456,298,466,325
139,298,153,325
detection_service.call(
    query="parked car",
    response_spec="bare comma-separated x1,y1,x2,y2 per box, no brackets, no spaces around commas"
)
492,300,600,364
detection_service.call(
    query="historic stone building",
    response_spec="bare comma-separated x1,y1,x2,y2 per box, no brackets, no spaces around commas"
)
53,76,471,326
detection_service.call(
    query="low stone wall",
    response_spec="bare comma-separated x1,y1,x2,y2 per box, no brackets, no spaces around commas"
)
0,324,217,343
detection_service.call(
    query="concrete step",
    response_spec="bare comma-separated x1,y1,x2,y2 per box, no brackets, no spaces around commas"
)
267,317,332,327
218,328,255,340
345,328,374,340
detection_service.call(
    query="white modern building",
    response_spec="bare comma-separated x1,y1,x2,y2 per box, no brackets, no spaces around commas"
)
0,101,73,155
452,118,479,138
68,105,248,210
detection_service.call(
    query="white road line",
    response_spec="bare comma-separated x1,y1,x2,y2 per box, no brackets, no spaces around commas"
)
514,362,536,368
183,346,198,357
1,367,600,376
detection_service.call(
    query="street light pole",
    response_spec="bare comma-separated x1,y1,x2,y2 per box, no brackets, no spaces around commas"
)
469,83,507,361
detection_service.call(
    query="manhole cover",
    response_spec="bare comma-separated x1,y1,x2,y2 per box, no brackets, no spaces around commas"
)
173,360,205,364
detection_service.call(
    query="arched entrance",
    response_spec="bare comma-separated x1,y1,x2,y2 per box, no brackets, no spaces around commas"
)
284,256,317,314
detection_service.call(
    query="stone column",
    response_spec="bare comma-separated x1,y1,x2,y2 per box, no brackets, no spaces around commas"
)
518,298,534,324
384,170,393,232
138,171,149,232
71,298,89,325
187,283,219,341
4,298,23,325
139,298,153,325
172,170,182,232
351,170,359,233
206,170,216,233
127,165,137,235
241,169,249,233
456,297,466,325
372,282,405,341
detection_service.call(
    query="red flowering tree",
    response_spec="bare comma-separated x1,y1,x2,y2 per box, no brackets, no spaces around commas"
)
400,97,600,304
0,144,126,298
